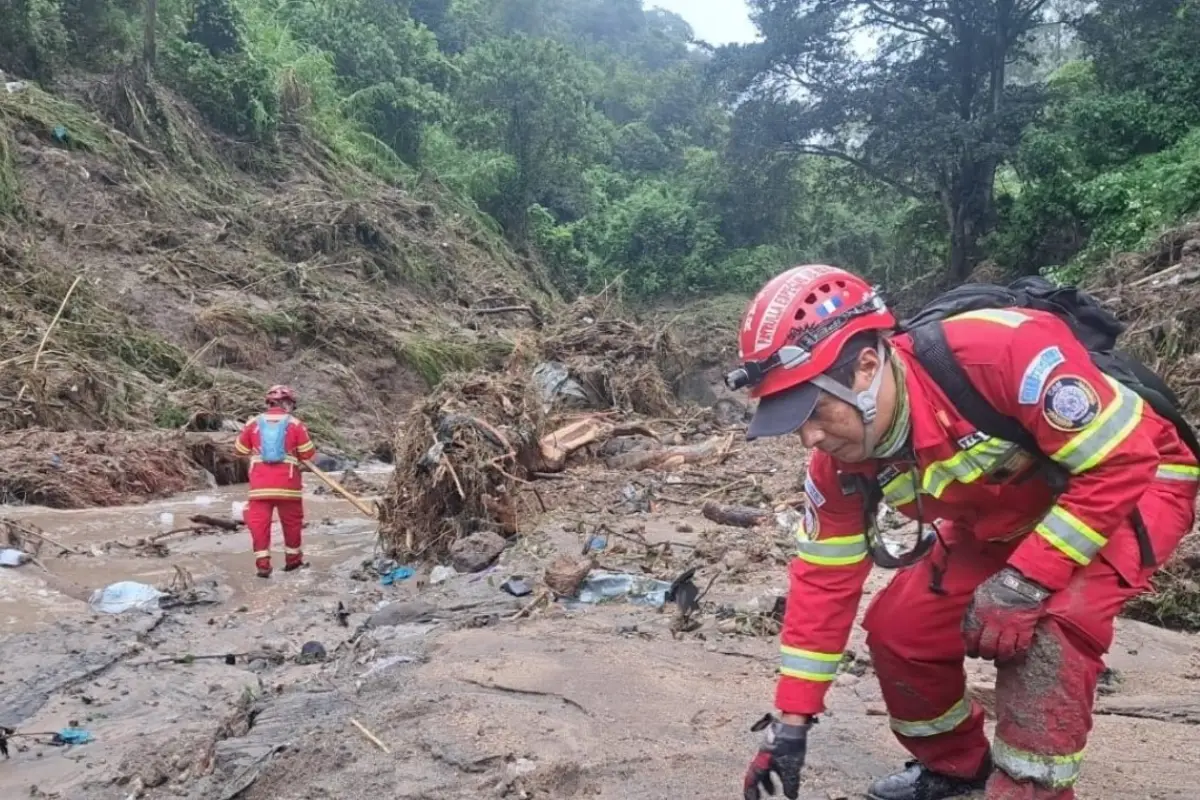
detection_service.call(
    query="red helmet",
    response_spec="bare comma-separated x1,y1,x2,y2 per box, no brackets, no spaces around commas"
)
728,265,895,439
265,384,296,406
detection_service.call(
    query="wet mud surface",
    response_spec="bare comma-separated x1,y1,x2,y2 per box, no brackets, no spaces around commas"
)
1,469,1198,800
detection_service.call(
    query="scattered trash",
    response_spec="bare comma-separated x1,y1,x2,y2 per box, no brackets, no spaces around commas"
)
5,81,29,94
51,728,93,746
0,548,29,567
380,565,415,586
297,641,327,665
88,581,165,614
334,601,350,627
52,124,69,144
429,565,457,584
231,501,246,522
665,567,700,615
533,361,599,410
587,533,607,551
157,511,175,530
501,577,532,597
575,571,673,608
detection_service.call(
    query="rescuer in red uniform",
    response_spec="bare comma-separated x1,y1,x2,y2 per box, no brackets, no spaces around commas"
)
234,385,317,578
734,265,1199,800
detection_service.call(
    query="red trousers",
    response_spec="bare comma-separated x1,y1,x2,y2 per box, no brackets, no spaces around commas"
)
245,498,304,570
861,482,1194,799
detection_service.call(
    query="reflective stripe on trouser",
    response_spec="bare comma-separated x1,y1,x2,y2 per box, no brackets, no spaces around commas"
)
245,498,304,565
779,646,840,682
890,697,971,738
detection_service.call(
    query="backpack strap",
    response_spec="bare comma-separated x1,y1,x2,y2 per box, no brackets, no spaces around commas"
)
908,322,1045,459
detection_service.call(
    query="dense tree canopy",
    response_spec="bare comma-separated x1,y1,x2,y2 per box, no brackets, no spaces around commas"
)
2,0,1200,297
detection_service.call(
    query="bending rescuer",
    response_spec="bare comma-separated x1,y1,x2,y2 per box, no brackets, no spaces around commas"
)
235,384,317,578
731,265,1199,800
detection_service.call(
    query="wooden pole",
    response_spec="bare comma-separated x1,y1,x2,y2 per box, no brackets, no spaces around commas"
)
302,462,378,519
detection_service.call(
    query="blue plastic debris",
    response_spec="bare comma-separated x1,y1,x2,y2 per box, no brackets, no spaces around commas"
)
380,565,415,586
52,728,93,746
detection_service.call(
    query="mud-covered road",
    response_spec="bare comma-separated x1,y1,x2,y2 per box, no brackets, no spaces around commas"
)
1,470,1198,800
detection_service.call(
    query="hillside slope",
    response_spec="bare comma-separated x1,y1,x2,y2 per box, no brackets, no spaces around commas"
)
0,72,557,449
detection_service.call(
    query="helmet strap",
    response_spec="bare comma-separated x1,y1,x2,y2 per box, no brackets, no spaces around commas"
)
810,341,890,453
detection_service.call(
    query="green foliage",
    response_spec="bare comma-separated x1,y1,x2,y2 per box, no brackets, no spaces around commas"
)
0,0,69,79
162,39,278,139
990,0,1200,277
0,127,20,217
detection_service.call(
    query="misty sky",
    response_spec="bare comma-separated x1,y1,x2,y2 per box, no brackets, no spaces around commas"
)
650,0,758,45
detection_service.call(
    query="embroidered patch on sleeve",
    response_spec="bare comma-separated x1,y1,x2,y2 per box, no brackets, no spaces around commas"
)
804,472,826,507
1042,375,1101,431
1019,346,1065,405
802,504,820,540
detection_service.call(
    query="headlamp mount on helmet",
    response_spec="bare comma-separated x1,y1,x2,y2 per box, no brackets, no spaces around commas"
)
725,290,888,392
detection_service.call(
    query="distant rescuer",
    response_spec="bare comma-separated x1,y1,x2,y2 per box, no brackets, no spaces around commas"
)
234,384,317,578
729,264,1200,800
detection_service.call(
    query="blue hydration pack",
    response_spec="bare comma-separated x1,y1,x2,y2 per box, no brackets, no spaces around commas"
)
257,414,291,464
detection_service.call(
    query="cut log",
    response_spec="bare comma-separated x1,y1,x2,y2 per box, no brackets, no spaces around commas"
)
702,501,770,529
539,418,609,472
605,434,733,472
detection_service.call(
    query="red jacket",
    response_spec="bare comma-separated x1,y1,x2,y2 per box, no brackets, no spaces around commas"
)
234,406,317,500
776,307,1199,714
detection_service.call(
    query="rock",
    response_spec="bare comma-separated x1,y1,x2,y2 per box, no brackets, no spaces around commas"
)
296,641,327,665
544,555,594,597
313,453,346,471
450,531,507,573
366,600,441,628
722,549,750,571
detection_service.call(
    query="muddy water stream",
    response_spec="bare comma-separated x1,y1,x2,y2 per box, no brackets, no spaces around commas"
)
0,468,387,632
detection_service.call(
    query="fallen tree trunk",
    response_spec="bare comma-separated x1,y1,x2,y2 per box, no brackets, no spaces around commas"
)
605,434,733,472
702,501,770,529
538,419,660,472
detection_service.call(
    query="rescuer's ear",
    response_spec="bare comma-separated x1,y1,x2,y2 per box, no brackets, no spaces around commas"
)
851,339,883,391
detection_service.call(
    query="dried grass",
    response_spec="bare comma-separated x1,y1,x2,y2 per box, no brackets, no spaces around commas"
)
0,429,210,508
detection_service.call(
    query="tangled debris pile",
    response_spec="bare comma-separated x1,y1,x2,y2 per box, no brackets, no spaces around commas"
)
1090,223,1200,415
0,429,218,508
376,293,741,561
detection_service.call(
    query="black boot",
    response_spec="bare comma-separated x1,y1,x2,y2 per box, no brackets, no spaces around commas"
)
866,758,990,800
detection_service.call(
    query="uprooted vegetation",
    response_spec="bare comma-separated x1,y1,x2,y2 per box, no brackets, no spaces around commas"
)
0,74,555,448
377,291,745,561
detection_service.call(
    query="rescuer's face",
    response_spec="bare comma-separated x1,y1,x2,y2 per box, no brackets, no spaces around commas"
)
795,345,883,463
797,391,871,462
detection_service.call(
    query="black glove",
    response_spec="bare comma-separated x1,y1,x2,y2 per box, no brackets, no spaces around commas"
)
743,714,811,800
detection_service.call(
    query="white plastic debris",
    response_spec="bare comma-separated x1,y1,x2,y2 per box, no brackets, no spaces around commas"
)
0,549,30,567
231,501,246,522
429,565,457,584
88,581,165,614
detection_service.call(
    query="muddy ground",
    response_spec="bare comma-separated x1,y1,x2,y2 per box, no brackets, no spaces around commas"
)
1,449,1198,800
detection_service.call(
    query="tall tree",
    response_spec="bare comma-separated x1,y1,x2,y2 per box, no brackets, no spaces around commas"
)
455,36,609,237
719,0,1051,279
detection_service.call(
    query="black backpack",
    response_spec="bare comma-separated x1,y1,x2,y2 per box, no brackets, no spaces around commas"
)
887,274,1200,569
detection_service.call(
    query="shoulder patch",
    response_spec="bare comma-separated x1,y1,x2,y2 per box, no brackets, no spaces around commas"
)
1042,375,1100,432
802,504,820,540
804,472,825,507
1019,346,1065,405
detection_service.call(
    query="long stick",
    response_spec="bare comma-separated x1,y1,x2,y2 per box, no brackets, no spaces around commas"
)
302,462,378,519
349,718,390,754
17,274,83,402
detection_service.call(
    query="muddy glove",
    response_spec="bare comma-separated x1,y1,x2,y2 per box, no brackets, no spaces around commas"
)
962,567,1050,663
743,714,811,800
